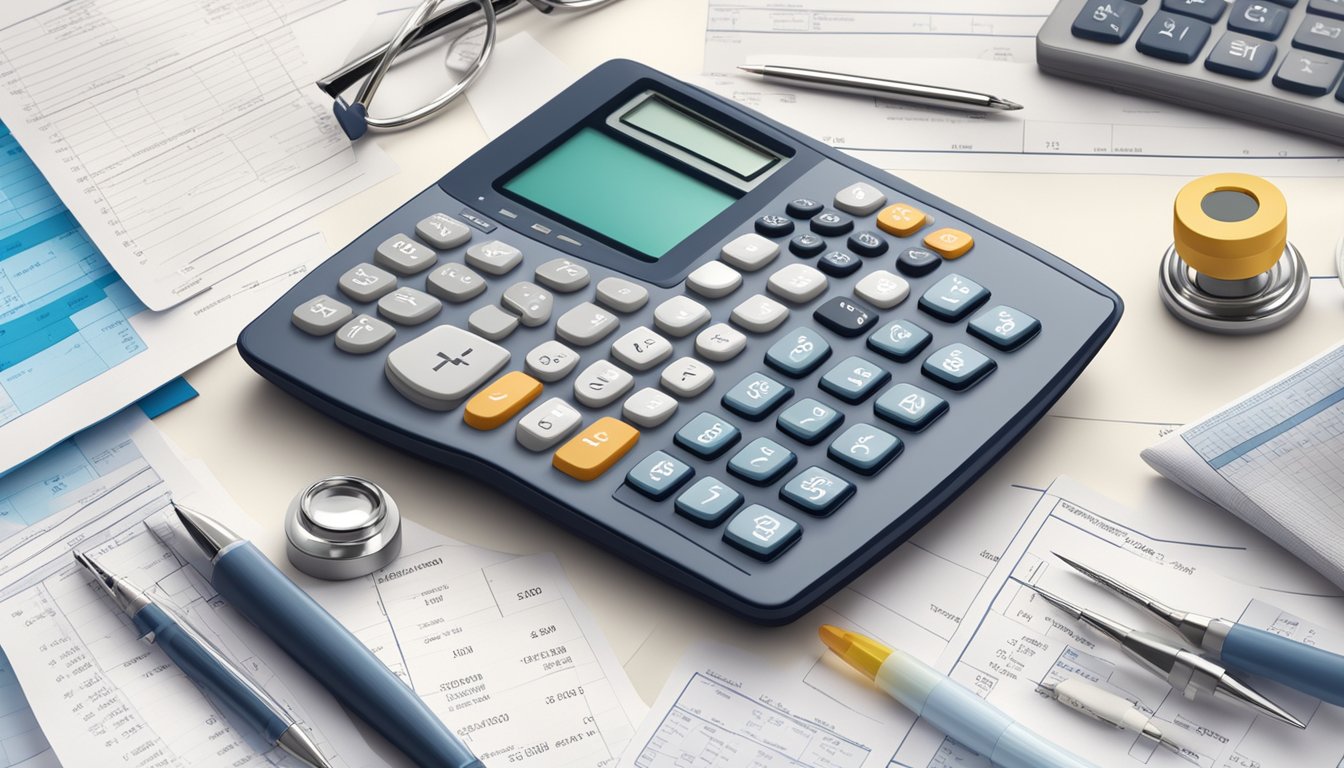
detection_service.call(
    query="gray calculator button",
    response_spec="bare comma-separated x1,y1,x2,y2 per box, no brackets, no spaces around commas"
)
820,355,891,403
730,294,789,333
694,323,747,362
516,397,582,451
415,213,471,249
384,325,509,410
375,234,437,276
722,372,793,420
468,304,519,341
922,342,996,390
827,423,902,475
465,240,522,275
661,356,715,398
676,476,742,526
654,296,711,337
724,505,800,560
534,258,590,292
595,277,649,313
338,263,397,302
675,412,742,459
1163,0,1225,23
611,326,672,371
968,305,1041,350
686,261,743,298
1273,50,1344,94
573,360,634,407
1136,11,1212,63
524,340,580,382
1229,1,1291,40
766,264,828,304
1072,1,1144,43
854,270,910,309
334,314,395,354
1312,0,1344,19
765,328,831,377
875,382,949,431
720,233,780,272
626,451,694,500
426,262,486,303
1206,32,1277,78
776,398,843,445
833,182,886,216
292,295,352,335
781,466,854,516
1294,15,1344,58
728,437,797,485
377,287,442,326
919,273,990,322
557,302,620,346
622,387,679,428
501,281,553,327
867,319,932,362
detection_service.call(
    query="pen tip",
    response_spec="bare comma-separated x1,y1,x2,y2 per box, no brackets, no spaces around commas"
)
992,97,1023,111
171,501,237,559
737,64,766,75
818,624,849,653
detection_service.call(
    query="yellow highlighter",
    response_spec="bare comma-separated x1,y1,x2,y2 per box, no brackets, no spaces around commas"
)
819,626,1098,768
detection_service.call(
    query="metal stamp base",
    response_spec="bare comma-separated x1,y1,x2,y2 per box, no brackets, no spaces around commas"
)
1159,242,1310,334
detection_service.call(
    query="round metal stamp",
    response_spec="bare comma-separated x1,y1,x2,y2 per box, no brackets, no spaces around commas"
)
285,476,402,580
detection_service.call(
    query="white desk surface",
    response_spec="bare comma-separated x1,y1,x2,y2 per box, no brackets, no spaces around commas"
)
154,0,1344,732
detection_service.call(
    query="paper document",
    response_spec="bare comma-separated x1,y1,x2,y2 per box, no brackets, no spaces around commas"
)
1143,342,1344,593
0,0,396,309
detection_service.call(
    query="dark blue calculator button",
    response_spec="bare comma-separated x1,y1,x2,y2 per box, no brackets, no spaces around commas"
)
765,328,832,377
848,231,889,257
922,343,997,391
896,247,941,277
777,398,844,445
967,305,1041,350
723,505,801,560
1073,1,1145,42
820,355,891,404
867,318,932,362
1163,0,1225,22
1206,32,1278,78
723,372,794,420
811,210,853,236
756,214,795,238
780,466,855,516
1229,0,1291,38
627,451,694,500
790,233,827,257
827,423,902,475
875,383,949,431
1137,12,1213,62
675,476,743,526
728,437,797,485
1309,0,1344,18
918,274,990,322
818,249,862,276
786,198,824,219
675,412,742,459
1294,14,1344,57
1274,50,1343,93
814,296,878,336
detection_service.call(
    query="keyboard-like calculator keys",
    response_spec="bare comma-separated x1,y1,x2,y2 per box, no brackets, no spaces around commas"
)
675,412,742,459
466,240,523,275
676,476,743,526
573,360,634,407
654,296,711,337
464,371,543,430
661,357,715,398
1072,1,1144,43
415,213,471,248
820,356,891,403
611,326,672,371
293,295,352,335
765,328,831,377
896,247,940,277
339,263,397,302
524,340,579,382
595,277,648,313
728,437,797,485
867,319,932,362
552,416,639,481
922,228,975,259
876,203,927,237
1206,32,1277,78
1274,51,1343,93
384,325,509,410
731,294,789,333
790,233,826,257
686,261,743,298
622,387,678,428
854,270,909,309
376,234,436,275
426,263,486,303
777,398,843,445
919,274,990,322
1137,12,1212,62
810,210,853,237
1166,0,1225,24
627,451,694,500
724,505,800,560
818,249,861,276
1229,0,1290,39
785,198,823,218
501,282,553,327
833,182,886,216
827,423,902,475
766,264,828,303
723,372,793,420
378,287,441,326
720,233,780,271
335,314,395,354
695,323,747,362
781,466,854,516
755,214,794,238
516,397,582,451
468,304,518,341
968,305,1041,350
875,383,948,431
923,343,997,391
1294,13,1344,57
847,231,888,258
533,258,589,292
814,297,877,336
557,302,619,346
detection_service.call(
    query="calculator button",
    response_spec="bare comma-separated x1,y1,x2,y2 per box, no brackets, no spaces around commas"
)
834,182,887,216
1313,0,1344,19
525,340,580,382
811,210,853,237
820,355,891,404
968,305,1041,350
896,247,941,277
724,505,801,560
765,328,832,377
777,398,843,445
686,261,743,299
922,228,974,259
334,314,395,354
375,234,436,276
875,383,948,431
695,323,747,362
728,437,797,485
818,249,862,276
1273,50,1344,93
552,417,639,481
415,213,471,249
781,466,854,516
721,233,780,271
377,287,442,326
785,198,824,219
654,296,711,337
854,270,910,309
426,262,486,303
338,263,397,302
813,296,878,337
464,371,543,430
676,477,743,526
1229,0,1291,39
557,302,620,346
468,304,519,341
533,258,590,293
501,281,553,327
848,231,889,258
573,360,635,408
465,240,522,276
626,451,694,500
767,263,828,303
1163,0,1225,23
1293,14,1344,57
867,319,932,362
876,203,928,237
1137,12,1213,62
919,274,990,322
755,214,795,238
661,357,715,398
385,325,510,410
675,412,742,459
731,294,790,333
828,423,902,475
622,387,679,428
611,326,673,371
922,343,997,390
1072,1,1144,43
595,277,649,313
789,233,827,257
723,372,794,420
292,295,352,335
516,397,582,451
1206,32,1278,77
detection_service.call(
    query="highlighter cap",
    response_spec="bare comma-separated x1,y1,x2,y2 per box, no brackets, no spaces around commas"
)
1173,173,1287,281
819,624,891,680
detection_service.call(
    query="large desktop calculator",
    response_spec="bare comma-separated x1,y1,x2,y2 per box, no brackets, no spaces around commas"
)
239,60,1121,623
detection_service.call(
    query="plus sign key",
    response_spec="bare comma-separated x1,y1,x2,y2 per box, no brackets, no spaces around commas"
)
385,325,510,410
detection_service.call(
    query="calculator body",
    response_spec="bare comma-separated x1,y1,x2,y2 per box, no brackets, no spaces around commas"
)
239,59,1121,624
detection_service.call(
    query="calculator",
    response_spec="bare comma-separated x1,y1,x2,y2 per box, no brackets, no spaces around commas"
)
1038,0,1344,144
238,59,1121,623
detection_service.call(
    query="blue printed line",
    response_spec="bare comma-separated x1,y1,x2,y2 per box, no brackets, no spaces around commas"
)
1207,387,1344,470
0,211,79,259
0,272,120,370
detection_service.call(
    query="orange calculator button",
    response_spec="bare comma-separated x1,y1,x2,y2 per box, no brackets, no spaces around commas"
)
464,371,542,430
553,417,639,481
876,203,927,237
923,227,974,259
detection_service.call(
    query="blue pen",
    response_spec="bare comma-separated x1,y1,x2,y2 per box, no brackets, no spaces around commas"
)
172,503,483,768
1055,552,1344,708
74,551,330,768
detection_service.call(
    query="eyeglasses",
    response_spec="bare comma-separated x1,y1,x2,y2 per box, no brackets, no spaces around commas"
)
321,0,620,140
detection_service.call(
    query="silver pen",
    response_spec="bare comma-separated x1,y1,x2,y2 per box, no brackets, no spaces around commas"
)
738,63,1023,113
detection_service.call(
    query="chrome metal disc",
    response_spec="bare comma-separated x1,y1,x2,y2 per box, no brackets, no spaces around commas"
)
285,476,402,580
1159,242,1310,334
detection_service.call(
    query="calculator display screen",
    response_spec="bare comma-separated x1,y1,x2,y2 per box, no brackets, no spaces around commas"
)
502,127,737,259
